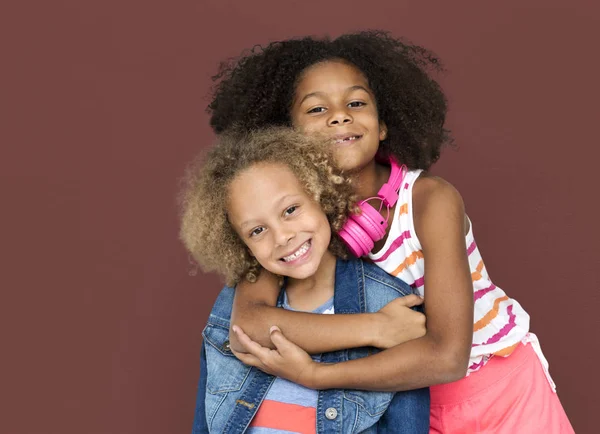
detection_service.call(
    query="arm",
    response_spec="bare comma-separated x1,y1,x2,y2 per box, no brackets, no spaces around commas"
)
234,177,474,391
230,270,425,354
309,177,474,391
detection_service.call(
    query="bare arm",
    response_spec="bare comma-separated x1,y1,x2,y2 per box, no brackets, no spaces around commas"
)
308,177,474,390
230,271,373,353
234,177,474,391
229,270,425,354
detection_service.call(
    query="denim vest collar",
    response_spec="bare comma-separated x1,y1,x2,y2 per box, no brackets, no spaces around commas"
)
277,259,365,313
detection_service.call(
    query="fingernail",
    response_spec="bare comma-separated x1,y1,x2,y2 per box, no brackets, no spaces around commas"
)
269,326,280,334
232,325,239,333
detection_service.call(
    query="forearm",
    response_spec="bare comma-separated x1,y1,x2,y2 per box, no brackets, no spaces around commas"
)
231,302,376,354
308,333,471,392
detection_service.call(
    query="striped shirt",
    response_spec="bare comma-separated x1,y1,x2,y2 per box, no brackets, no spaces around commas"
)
247,295,334,433
368,169,530,374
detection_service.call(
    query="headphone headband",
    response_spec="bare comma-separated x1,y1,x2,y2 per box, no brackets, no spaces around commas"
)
377,157,405,208
338,156,408,257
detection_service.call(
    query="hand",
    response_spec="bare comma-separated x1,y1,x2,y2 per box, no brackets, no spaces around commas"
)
231,324,319,388
373,295,427,349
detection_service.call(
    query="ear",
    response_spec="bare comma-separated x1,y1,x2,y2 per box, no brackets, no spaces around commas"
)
379,122,388,141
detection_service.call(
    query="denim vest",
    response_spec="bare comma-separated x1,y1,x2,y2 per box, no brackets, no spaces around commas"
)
193,259,430,433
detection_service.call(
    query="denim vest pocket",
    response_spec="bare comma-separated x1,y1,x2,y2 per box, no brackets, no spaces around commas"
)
203,324,251,394
343,348,394,416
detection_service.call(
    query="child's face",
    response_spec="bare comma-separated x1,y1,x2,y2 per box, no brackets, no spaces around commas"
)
227,162,332,280
290,60,387,173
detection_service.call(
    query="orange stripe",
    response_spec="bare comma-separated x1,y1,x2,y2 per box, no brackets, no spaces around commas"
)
250,399,316,433
399,203,408,215
473,296,509,332
391,250,424,276
471,260,485,282
493,342,520,357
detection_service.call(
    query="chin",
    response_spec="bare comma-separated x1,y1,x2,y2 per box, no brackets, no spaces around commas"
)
335,155,370,171
288,263,321,280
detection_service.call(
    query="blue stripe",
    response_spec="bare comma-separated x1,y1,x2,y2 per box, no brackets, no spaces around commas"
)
248,428,300,434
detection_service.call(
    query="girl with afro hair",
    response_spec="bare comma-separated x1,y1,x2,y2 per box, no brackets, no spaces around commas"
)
206,31,573,432
181,127,430,433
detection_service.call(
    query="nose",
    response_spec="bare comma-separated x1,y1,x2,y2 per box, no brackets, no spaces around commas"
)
274,225,295,247
328,107,353,126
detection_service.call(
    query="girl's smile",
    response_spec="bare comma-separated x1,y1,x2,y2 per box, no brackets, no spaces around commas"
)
280,239,312,263
290,60,387,173
333,132,363,146
226,162,333,281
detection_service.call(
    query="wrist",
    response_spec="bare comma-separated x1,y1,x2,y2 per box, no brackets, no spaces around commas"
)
364,312,383,348
340,313,378,349
302,362,333,390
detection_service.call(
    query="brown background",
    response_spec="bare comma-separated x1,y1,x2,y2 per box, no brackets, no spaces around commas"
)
1,0,598,433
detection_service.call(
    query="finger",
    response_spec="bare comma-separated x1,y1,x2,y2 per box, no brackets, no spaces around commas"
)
398,294,424,307
232,325,272,358
231,349,263,367
269,326,285,347
268,326,297,354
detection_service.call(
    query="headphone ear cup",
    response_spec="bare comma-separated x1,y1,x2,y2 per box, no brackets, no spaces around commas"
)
351,203,388,241
338,218,374,257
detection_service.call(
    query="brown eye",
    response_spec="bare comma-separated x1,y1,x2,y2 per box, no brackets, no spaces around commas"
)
250,227,265,237
307,107,326,114
284,206,298,216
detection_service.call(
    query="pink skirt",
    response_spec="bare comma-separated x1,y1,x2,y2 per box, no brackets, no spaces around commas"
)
429,341,574,433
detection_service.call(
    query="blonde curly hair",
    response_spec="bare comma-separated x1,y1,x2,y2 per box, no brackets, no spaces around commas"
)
179,127,357,286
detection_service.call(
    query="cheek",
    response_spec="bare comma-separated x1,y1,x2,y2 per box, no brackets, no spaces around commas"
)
242,239,268,261
293,120,316,134
289,109,303,128
314,211,332,236
292,114,324,134
249,245,268,259
319,222,332,248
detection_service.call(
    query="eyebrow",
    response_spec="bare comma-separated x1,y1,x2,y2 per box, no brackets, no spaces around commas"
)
297,85,371,105
238,194,302,230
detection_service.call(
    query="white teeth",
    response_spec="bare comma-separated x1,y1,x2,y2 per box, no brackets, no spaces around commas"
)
335,136,360,144
282,241,310,262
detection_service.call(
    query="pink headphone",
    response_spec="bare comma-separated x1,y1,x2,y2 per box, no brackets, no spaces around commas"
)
338,157,407,257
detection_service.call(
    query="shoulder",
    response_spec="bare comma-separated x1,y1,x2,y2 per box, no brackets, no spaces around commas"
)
412,174,467,246
412,173,464,212
207,285,235,328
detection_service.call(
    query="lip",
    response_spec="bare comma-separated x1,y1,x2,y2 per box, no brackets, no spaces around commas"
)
279,239,312,264
332,132,363,144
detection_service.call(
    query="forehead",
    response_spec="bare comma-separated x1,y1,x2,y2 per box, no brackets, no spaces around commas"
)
230,162,302,194
295,60,371,96
227,162,306,219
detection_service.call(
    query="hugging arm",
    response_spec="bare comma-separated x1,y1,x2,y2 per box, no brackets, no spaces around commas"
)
229,269,426,354
235,179,474,392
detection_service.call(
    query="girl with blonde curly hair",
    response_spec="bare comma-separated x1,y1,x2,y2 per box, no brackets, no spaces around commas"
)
180,127,429,433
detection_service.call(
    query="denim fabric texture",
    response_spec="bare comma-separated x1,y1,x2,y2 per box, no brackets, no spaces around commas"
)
192,259,430,433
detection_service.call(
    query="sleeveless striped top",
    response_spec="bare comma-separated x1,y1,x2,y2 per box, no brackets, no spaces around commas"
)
368,169,530,374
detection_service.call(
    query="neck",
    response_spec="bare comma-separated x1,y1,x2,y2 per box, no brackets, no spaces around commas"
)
285,251,336,311
351,159,392,201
